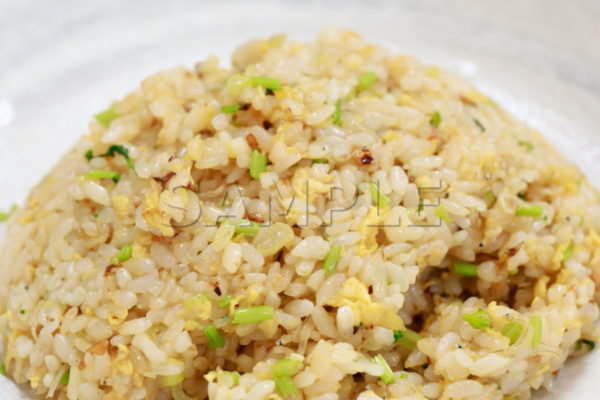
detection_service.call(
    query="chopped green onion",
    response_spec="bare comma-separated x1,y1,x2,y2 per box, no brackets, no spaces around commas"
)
250,76,282,91
517,193,527,201
95,107,118,128
501,322,524,345
99,145,135,170
184,293,210,312
515,204,543,218
530,316,542,348
373,354,395,384
117,244,133,262
203,325,225,349
394,329,422,350
576,339,596,352
399,373,408,379
249,150,267,180
434,204,451,222
59,370,70,385
311,158,329,164
518,141,534,152
358,322,365,330
454,262,478,277
0,204,18,222
370,182,390,208
272,358,301,377
473,118,486,132
429,111,442,128
162,373,184,387
417,201,425,213
332,99,342,126
218,294,233,309
562,241,573,262
0,363,5,375
463,309,491,330
232,305,274,324
19,309,26,315
322,245,343,274
358,71,377,91
393,330,403,343
80,170,121,183
234,220,260,237
221,104,242,114
92,212,100,218
224,371,240,385
484,190,497,207
274,376,299,397
85,149,94,161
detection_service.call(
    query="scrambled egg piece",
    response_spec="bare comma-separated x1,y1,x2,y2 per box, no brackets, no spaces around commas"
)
326,277,404,330
291,167,333,201
113,344,133,376
111,195,130,216
141,181,175,236
356,207,388,256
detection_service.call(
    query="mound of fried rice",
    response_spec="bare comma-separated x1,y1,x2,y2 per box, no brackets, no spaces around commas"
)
1,29,600,400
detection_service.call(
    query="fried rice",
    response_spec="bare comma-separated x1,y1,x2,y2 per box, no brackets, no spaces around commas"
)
1,28,600,400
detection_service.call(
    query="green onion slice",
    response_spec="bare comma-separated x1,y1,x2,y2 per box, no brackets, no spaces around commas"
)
59,370,70,385
394,329,422,350
429,111,442,128
95,107,118,127
117,244,133,262
358,71,377,91
322,245,343,274
221,104,242,114
80,170,121,183
234,219,260,237
373,354,395,384
434,204,451,222
370,182,390,208
232,305,274,324
332,99,342,126
463,309,491,330
530,316,542,348
250,76,282,91
484,190,497,207
274,376,299,397
272,358,301,377
518,141,534,152
454,262,478,277
515,204,543,218
218,294,233,309
576,339,596,352
473,118,486,132
0,204,18,223
562,241,573,262
162,373,184,387
203,325,225,349
98,145,135,170
249,150,267,180
501,321,524,345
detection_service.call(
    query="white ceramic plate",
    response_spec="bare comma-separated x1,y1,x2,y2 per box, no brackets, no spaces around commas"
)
1,0,599,398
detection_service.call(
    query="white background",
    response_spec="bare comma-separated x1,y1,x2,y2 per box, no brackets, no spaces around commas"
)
0,0,599,398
